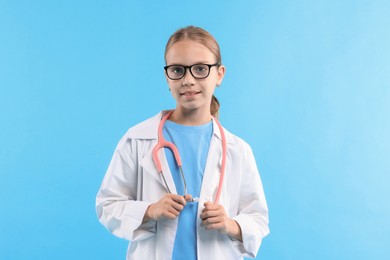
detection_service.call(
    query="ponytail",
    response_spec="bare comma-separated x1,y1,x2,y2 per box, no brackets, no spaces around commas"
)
211,95,220,118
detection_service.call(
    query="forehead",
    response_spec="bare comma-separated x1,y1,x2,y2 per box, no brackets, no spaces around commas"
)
165,40,216,65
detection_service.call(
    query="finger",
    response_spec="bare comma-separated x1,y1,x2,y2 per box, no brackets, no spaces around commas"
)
203,201,213,207
163,210,180,219
204,222,224,231
202,215,223,225
170,201,184,212
162,202,183,218
184,194,193,202
171,194,187,205
200,210,220,220
168,206,181,216
203,201,222,211
202,204,221,215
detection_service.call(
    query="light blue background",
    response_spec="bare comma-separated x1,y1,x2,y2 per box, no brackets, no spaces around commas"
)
1,1,389,259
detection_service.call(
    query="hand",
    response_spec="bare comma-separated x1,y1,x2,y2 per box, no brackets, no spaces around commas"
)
143,194,193,222
200,201,242,241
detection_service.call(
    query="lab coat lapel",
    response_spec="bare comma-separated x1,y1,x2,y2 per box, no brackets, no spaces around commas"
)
199,132,223,203
131,110,177,194
140,144,178,195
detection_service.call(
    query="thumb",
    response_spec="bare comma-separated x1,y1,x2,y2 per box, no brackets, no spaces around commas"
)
184,194,193,202
203,201,213,207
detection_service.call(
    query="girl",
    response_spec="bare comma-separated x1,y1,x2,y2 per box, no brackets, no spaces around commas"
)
96,26,269,260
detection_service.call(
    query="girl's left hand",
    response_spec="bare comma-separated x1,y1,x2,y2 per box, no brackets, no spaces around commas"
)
200,201,242,241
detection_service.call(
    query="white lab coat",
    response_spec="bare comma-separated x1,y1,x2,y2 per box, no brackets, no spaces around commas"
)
96,111,269,260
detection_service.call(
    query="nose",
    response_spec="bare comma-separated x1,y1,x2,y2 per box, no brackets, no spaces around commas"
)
182,68,195,86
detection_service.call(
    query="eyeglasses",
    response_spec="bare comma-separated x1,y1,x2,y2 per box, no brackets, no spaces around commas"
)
164,63,220,80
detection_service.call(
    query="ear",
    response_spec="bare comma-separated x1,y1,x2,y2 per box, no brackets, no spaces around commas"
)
216,65,226,86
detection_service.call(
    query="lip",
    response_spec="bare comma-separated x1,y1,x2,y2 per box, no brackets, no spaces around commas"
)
180,90,201,96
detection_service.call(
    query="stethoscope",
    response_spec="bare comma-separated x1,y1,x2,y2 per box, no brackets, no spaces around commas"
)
152,110,227,204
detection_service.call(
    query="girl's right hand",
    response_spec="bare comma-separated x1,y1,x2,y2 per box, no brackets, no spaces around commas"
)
143,194,192,222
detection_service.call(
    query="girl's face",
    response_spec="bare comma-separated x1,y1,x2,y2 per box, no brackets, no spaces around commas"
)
165,40,225,116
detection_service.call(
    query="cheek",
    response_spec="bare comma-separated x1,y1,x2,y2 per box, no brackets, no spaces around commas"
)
209,74,221,87
167,81,179,91
202,87,216,99
204,81,217,92
168,84,181,98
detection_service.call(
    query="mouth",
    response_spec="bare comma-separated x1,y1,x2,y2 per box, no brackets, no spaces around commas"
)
180,90,201,96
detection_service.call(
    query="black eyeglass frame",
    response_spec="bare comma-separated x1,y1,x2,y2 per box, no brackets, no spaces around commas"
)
164,63,221,80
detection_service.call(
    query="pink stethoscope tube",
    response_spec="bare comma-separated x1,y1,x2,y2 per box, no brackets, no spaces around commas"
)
152,110,227,204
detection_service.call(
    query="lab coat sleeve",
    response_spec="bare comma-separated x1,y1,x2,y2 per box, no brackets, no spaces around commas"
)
96,136,156,241
232,143,270,258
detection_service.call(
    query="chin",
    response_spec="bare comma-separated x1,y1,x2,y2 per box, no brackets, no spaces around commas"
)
179,103,209,112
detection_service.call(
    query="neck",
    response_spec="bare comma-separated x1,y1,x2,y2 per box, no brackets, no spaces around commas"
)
170,108,212,126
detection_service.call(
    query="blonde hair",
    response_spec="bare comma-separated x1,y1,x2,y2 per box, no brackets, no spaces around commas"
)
165,26,222,118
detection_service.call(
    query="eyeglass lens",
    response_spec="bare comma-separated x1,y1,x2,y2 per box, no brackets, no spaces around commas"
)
166,64,210,79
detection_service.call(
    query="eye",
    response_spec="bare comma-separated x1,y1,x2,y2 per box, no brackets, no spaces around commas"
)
193,65,208,73
170,66,184,75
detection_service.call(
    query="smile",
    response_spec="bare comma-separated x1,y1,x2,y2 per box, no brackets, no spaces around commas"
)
180,91,201,96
